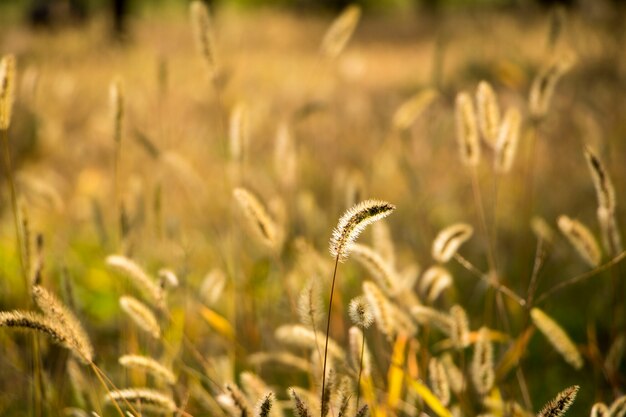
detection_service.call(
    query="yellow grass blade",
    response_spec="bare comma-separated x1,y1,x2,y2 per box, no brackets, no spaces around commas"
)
406,377,453,417
387,334,407,410
200,306,235,341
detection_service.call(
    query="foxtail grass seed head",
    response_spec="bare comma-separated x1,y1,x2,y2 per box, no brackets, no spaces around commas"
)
476,81,501,148
320,5,361,59
531,216,556,245
275,325,345,360
537,385,579,417
455,91,481,167
590,403,609,417
429,357,451,406
372,221,396,268
297,280,324,328
118,355,176,385
450,305,470,349
106,255,166,308
419,266,453,302
255,392,274,417
200,268,227,306
441,353,465,393
289,388,313,417
157,268,179,289
557,215,601,267
348,296,374,329
230,103,249,164
609,396,626,417
225,383,253,417
350,243,399,296
529,54,575,120
330,200,395,262
105,388,176,414
584,146,616,212
233,187,281,251
110,78,123,143
410,305,452,334
432,223,474,263
597,206,623,256
392,88,439,131
0,310,91,363
355,404,369,417
471,327,494,395
362,281,416,339
531,308,583,369
274,121,297,190
190,0,217,77
495,107,522,173
119,296,161,339
32,285,94,363
0,54,16,130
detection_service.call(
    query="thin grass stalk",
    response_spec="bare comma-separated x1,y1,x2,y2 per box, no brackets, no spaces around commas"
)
321,255,339,417
355,329,365,410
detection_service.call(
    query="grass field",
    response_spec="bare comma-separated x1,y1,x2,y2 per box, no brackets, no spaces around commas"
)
0,3,625,417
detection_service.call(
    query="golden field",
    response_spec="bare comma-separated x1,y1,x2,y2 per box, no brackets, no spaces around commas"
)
0,3,625,417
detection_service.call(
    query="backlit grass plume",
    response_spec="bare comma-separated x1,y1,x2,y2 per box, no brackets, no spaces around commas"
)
0,310,92,364
455,91,480,167
118,355,176,385
32,285,94,364
119,296,161,339
495,107,522,173
432,223,474,263
531,308,583,370
320,4,361,59
449,304,470,349
476,81,501,148
529,53,575,120
106,255,166,309
255,392,274,417
190,0,217,78
322,200,395,417
584,146,622,254
329,200,395,262
557,215,601,267
536,385,579,417
0,54,16,130
233,187,282,252
419,266,453,302
590,403,609,417
471,327,494,395
105,388,176,414
392,88,439,131
350,243,399,296
429,357,450,406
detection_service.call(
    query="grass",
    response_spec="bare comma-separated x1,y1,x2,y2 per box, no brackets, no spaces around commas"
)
0,3,625,417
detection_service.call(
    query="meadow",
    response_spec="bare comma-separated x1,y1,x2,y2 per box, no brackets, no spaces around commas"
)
0,2,625,417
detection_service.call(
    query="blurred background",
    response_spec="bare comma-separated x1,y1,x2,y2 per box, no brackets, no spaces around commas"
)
0,0,625,416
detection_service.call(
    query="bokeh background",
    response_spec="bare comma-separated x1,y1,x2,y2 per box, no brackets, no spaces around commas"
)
0,0,625,416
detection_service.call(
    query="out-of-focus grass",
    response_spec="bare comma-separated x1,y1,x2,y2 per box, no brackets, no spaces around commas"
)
0,3,625,417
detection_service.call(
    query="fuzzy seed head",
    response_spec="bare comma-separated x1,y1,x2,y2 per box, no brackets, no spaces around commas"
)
557,215,601,267
455,91,480,167
320,5,361,59
495,107,522,173
330,200,396,262
537,385,579,417
432,223,474,263
0,54,16,130
119,296,161,339
531,308,583,370
348,296,374,329
476,81,501,148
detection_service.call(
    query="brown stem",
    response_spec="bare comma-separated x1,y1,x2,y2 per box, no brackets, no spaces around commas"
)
321,256,340,417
